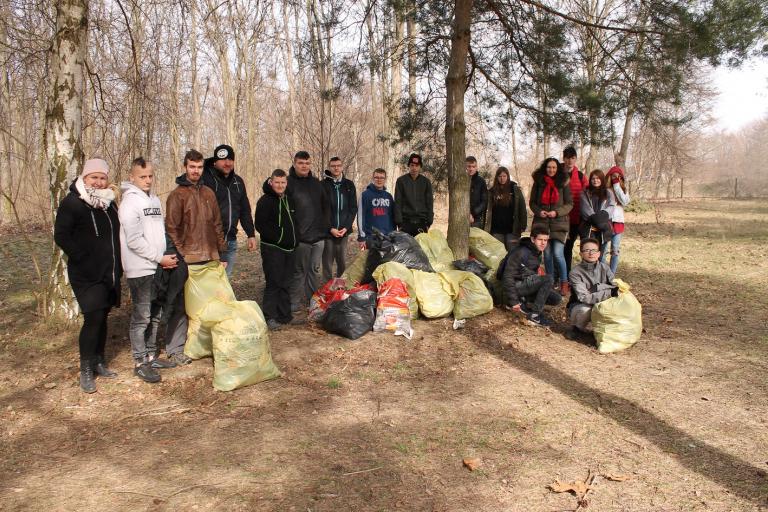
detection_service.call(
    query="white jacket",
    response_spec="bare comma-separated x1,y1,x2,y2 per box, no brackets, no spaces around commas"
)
608,183,630,223
119,182,167,278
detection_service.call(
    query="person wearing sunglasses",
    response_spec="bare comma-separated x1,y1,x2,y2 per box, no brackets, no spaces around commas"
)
566,238,619,340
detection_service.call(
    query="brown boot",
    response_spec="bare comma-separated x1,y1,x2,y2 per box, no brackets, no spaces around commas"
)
560,281,571,296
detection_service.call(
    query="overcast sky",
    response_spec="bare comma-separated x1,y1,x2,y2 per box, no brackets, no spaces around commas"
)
713,58,768,132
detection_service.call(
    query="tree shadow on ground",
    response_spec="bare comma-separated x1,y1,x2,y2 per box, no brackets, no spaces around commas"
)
467,324,768,507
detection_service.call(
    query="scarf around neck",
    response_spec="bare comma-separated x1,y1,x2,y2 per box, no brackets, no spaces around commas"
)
540,175,560,206
75,177,115,210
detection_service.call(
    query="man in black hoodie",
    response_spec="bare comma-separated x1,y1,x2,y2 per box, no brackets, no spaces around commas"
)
255,169,298,330
287,151,330,310
500,226,562,327
322,156,357,282
466,156,488,228
202,144,256,278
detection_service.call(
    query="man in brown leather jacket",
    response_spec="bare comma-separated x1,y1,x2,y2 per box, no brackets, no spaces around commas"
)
166,149,227,265
163,150,227,365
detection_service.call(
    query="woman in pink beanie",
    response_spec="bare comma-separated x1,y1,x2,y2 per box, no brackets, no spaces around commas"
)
54,158,122,393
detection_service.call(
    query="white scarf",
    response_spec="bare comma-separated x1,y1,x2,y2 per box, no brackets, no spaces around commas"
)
75,177,115,210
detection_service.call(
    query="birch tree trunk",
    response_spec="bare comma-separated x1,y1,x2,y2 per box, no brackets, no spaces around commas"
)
190,0,202,148
0,17,13,224
445,0,473,258
44,0,89,320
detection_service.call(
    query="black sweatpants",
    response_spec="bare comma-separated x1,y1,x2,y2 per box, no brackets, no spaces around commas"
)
399,220,430,237
261,244,296,324
79,308,110,361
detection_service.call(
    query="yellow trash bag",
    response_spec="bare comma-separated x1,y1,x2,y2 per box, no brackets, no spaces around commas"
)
184,261,236,359
373,261,419,319
438,270,494,320
468,227,506,273
341,250,367,288
411,269,453,318
202,300,281,391
415,229,455,272
591,279,643,354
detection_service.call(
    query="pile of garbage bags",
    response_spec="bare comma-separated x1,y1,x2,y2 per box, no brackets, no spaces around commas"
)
183,261,281,391
320,229,500,340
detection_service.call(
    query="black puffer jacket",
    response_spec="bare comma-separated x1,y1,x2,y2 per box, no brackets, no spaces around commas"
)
255,179,298,251
54,180,122,312
202,160,256,241
500,237,542,307
469,172,488,227
287,167,330,244
322,170,357,235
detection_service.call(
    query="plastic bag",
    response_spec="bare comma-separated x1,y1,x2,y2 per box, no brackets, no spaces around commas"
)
309,278,348,322
184,261,236,317
452,258,489,278
438,270,494,320
322,289,377,340
204,300,281,391
411,269,454,318
373,278,413,338
415,230,455,272
362,230,434,283
591,279,643,354
468,227,507,273
183,261,236,359
340,250,367,288
372,262,419,319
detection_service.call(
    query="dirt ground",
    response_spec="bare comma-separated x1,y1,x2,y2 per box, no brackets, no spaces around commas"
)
1,198,767,512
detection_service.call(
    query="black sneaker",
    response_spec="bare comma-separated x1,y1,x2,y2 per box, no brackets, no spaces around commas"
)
266,319,283,331
527,312,552,327
134,362,161,383
149,357,177,369
519,303,534,316
169,353,193,366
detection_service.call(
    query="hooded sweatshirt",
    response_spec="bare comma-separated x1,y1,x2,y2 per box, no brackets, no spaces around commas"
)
357,182,395,243
322,170,357,234
118,181,167,278
287,166,330,244
254,178,298,251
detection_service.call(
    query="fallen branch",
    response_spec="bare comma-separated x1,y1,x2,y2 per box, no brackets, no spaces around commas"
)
165,482,223,499
112,490,166,500
575,471,598,512
342,466,383,476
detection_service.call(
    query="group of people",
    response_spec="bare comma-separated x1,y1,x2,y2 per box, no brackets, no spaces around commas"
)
489,146,631,335
54,143,629,394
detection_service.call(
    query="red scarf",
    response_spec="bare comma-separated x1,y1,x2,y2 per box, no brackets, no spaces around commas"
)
541,175,560,206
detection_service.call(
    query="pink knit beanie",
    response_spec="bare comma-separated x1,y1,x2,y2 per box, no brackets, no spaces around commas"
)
81,158,109,179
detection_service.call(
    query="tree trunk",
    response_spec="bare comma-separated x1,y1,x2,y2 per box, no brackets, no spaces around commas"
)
190,0,201,148
445,0,473,258
0,17,13,224
406,0,417,120
44,0,89,321
615,94,635,168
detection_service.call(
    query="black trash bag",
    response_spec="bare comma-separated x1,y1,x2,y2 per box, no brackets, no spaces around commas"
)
362,230,434,283
452,258,489,278
322,290,377,340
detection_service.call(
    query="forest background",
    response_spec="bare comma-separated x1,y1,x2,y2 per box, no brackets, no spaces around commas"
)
0,0,766,316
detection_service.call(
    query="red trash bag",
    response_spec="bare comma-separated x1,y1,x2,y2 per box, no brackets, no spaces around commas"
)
309,278,348,322
373,278,413,339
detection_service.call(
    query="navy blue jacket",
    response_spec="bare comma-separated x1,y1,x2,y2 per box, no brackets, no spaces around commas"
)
202,160,256,241
357,183,395,243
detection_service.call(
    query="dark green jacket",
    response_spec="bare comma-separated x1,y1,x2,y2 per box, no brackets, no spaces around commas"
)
394,173,433,226
529,169,573,243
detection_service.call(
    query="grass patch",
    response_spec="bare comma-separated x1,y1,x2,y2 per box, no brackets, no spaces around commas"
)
327,376,342,389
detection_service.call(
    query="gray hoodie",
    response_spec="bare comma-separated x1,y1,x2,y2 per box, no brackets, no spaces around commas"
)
118,182,167,278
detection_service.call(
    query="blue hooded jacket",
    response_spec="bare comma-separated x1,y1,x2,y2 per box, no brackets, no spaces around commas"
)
357,183,395,243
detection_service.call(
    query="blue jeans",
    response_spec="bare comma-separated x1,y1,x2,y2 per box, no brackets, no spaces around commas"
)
601,233,622,274
544,239,568,283
220,239,238,277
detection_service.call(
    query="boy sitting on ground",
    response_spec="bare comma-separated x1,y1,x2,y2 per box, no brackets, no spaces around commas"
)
500,226,562,326
566,238,618,339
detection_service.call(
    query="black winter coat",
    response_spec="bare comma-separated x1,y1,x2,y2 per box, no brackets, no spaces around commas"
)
469,172,488,227
255,179,298,251
322,170,357,235
202,161,256,241
54,181,122,313
287,167,330,244
500,237,542,307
